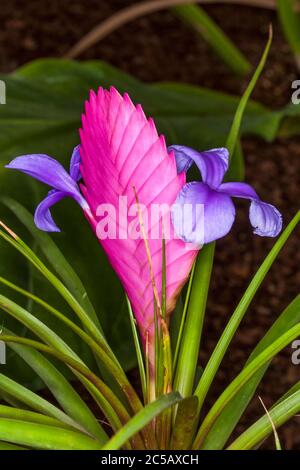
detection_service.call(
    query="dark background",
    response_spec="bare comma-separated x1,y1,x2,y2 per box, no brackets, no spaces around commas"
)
0,0,299,449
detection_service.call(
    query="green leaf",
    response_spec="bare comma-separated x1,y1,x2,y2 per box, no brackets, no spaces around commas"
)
225,139,245,182
102,392,182,450
226,27,273,157
0,441,26,450
173,4,250,76
0,224,118,361
0,419,102,450
1,197,101,329
126,296,147,404
277,0,300,61
2,326,106,442
258,397,282,450
0,273,144,419
172,264,195,371
0,293,129,436
0,373,82,431
170,396,199,450
0,335,138,443
201,293,300,449
0,273,146,429
0,208,124,407
0,404,76,429
0,209,130,386
174,244,214,398
194,211,300,419
193,321,300,448
228,388,300,450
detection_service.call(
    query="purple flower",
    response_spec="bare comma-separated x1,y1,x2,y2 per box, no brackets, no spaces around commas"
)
6,146,89,232
169,145,282,245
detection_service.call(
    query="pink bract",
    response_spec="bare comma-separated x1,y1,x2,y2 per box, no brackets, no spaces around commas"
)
80,87,198,342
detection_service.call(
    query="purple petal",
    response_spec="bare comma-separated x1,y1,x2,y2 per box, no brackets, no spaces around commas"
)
69,145,82,182
219,182,282,237
172,182,235,245
168,145,194,173
6,154,79,194
218,182,259,200
168,145,229,188
249,201,282,237
34,190,67,232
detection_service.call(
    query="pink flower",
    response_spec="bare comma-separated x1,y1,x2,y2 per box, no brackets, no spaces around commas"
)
7,87,198,351
80,87,198,340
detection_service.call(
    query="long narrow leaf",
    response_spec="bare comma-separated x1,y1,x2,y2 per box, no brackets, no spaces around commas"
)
3,327,106,442
258,396,282,450
0,404,76,430
201,293,300,449
226,27,273,157
174,28,272,405
0,419,102,450
193,321,300,448
173,263,195,370
102,392,182,450
174,243,214,398
228,388,300,450
0,441,26,450
194,211,300,417
0,334,139,437
173,5,250,76
0,277,144,417
1,197,101,329
170,396,198,450
0,199,127,392
0,373,82,431
0,223,116,361
0,295,133,439
277,0,300,67
126,296,147,404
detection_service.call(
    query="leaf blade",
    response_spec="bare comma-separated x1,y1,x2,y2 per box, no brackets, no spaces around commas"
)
194,211,300,419
228,388,300,450
102,392,182,450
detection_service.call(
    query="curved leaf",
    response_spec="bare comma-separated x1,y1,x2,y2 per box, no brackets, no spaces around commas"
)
194,211,300,416
102,392,182,450
0,373,82,431
228,388,300,450
0,419,102,450
0,335,146,450
3,327,106,442
173,5,250,76
1,197,101,329
0,404,75,429
193,321,300,448
0,277,144,418
201,293,300,449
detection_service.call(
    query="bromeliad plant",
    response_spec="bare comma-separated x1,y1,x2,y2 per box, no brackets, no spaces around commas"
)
0,34,299,451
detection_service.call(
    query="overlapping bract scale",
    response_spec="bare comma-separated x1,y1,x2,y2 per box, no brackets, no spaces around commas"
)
80,87,198,337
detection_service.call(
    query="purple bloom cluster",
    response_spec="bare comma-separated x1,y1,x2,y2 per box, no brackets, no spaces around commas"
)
169,145,282,245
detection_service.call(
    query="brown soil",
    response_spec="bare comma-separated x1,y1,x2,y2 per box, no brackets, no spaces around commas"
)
0,0,299,450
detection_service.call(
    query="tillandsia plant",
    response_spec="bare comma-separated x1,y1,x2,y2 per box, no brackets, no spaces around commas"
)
0,33,299,451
